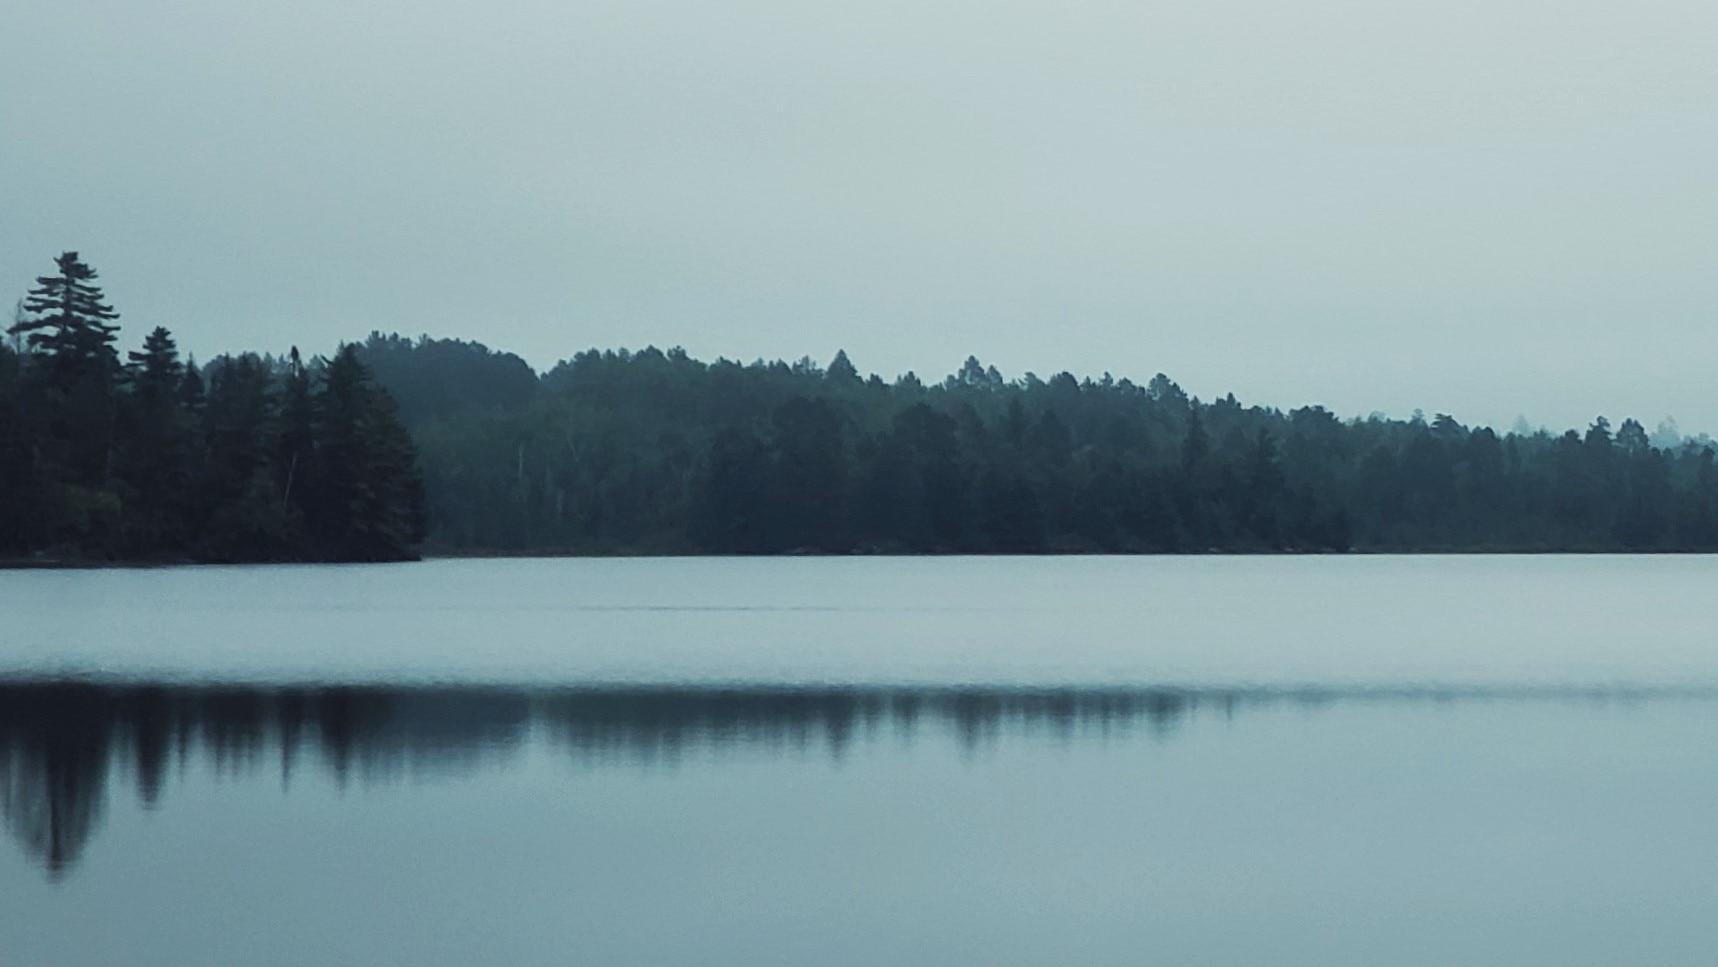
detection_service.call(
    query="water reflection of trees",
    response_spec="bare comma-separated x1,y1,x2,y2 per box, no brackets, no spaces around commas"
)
8,681,1680,875
0,681,1215,875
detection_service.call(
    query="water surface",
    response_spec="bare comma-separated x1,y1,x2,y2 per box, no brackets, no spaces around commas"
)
5,554,1717,686
3,556,1716,966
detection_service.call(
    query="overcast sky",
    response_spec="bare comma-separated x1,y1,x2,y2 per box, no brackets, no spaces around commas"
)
3,0,1714,431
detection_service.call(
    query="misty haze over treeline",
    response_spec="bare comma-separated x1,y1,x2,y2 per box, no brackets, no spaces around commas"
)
5,253,1718,563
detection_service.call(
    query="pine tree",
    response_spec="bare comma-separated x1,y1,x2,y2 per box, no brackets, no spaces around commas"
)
357,388,428,553
278,347,316,515
10,252,120,392
8,253,123,490
195,354,290,560
116,327,192,553
1181,406,1208,471
178,356,206,411
825,349,860,383
313,345,426,560
125,327,184,410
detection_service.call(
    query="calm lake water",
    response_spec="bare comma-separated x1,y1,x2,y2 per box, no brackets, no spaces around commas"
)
3,556,1717,965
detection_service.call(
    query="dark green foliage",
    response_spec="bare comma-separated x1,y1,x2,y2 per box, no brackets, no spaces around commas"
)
768,397,848,551
11,252,120,391
688,427,776,552
307,346,428,561
825,349,860,384
382,343,1718,555
115,327,192,552
355,333,537,426
8,252,1718,561
8,253,122,488
359,346,1718,559
1,255,427,564
0,343,43,550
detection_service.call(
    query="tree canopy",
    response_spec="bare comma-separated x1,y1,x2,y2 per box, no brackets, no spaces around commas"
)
7,252,1717,563
362,338,1718,556
2,254,426,563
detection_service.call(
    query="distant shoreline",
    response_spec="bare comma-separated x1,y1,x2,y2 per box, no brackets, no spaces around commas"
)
4,546,1716,571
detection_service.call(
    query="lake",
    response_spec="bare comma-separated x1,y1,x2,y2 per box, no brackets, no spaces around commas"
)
3,556,1717,965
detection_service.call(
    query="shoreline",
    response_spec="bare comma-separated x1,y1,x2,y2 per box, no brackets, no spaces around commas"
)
4,546,1716,571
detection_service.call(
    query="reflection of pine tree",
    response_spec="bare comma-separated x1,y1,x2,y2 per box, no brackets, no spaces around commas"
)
0,686,112,878
122,689,176,808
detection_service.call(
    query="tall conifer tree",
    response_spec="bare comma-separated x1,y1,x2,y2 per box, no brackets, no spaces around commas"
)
8,252,123,489
9,252,120,390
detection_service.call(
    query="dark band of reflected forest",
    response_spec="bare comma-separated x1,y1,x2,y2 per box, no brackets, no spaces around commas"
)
7,676,1716,880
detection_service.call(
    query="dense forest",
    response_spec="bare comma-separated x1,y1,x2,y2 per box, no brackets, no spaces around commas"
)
359,334,1718,556
1,254,425,563
6,252,1718,562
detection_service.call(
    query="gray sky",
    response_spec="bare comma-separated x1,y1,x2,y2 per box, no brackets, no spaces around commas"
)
3,0,1714,432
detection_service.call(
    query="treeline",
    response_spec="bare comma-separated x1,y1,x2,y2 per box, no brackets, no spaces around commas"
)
358,334,1718,554
1,253,425,563
8,251,1718,561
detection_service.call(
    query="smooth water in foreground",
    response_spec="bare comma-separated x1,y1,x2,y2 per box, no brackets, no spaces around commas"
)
3,556,1717,966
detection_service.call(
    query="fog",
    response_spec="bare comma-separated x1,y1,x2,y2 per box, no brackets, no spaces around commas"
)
3,0,1714,430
